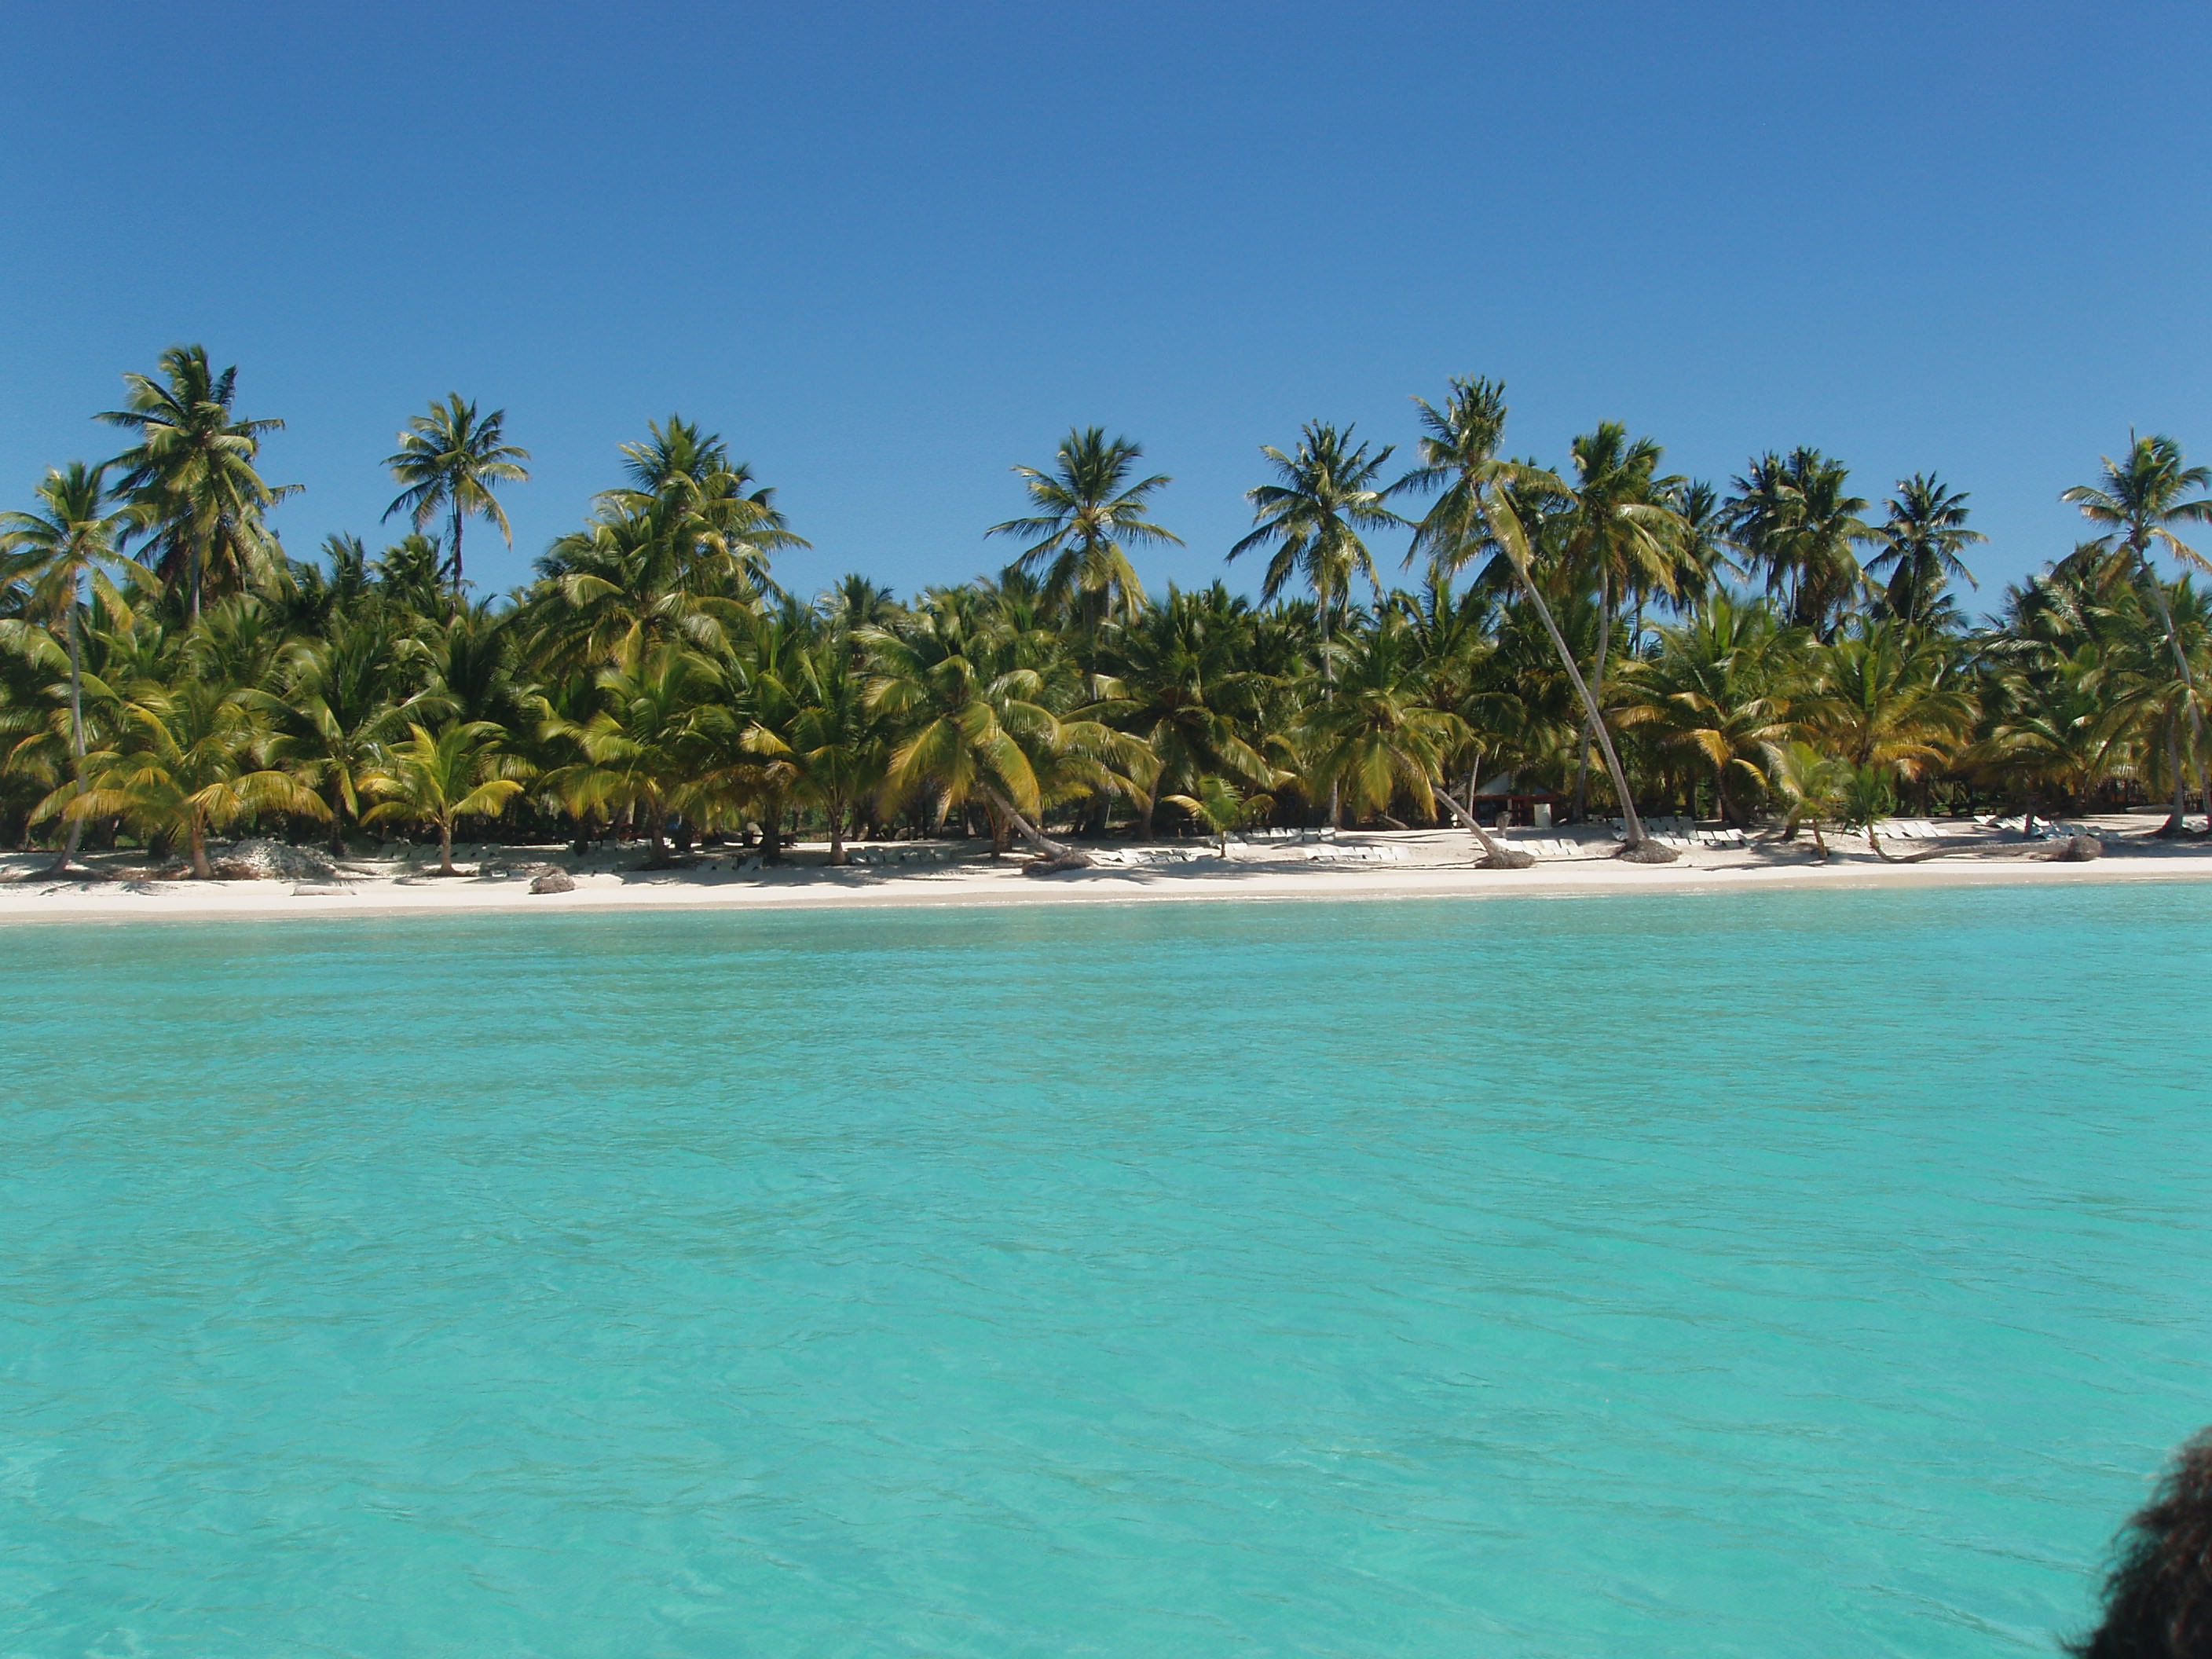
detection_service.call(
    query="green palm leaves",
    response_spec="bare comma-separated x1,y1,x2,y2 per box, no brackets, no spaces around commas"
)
49,678,326,878
364,723,526,875
383,395,531,605
1868,474,1983,626
101,346,294,621
1232,422,1404,663
989,427,1180,629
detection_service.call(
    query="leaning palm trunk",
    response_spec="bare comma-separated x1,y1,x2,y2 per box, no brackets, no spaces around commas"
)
983,787,1092,868
1479,488,1671,861
1433,786,1534,869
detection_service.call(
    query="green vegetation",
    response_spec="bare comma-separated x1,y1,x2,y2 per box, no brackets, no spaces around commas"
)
3,348,2209,873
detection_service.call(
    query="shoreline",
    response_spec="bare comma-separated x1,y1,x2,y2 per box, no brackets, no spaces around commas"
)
5,822,2211,925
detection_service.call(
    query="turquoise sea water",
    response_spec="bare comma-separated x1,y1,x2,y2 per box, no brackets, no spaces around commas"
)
3,886,2210,1657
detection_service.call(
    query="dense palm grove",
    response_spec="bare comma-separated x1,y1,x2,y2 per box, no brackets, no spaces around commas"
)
4,346,2210,876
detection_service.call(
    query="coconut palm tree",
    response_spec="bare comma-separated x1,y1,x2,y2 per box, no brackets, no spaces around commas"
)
546,646,712,869
1400,375,1672,859
2062,432,2212,831
1725,449,1877,636
1866,474,1984,626
1094,584,1275,835
862,593,1134,866
362,721,525,876
1305,613,1467,826
1551,422,1683,818
99,346,295,621
1163,774,1273,855
383,394,530,606
987,427,1180,632
1230,422,1404,679
0,463,138,870
1760,739,1852,858
1616,595,1800,826
259,613,405,854
52,676,326,877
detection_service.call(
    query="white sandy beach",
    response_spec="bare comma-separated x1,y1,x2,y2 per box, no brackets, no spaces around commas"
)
3,815,2209,925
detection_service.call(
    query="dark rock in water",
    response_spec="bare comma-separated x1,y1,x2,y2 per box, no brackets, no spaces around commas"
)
2047,834,2103,862
529,866,577,894
213,839,339,881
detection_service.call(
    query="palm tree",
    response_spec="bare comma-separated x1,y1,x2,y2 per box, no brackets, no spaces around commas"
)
1306,614,1467,826
1616,595,1799,826
1163,774,1273,855
1866,474,1984,626
259,613,405,855
1800,620,1974,781
1094,584,1275,836
0,463,137,870
862,594,1134,866
547,646,714,869
1725,449,1877,635
1231,422,1404,826
1760,739,1852,859
99,346,294,621
2062,432,2212,831
987,427,1180,632
383,394,531,606
52,676,326,877
1400,375,1672,859
1230,422,1403,680
780,635,888,865
1551,422,1682,818
362,721,525,875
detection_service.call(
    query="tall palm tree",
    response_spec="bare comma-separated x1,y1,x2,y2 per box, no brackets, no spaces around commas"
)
0,463,137,870
1725,449,1877,635
2062,432,2212,831
1231,422,1403,826
987,427,1180,635
1552,422,1682,818
1230,422,1404,679
1400,375,1672,859
383,394,531,606
100,346,294,621
1867,474,1984,626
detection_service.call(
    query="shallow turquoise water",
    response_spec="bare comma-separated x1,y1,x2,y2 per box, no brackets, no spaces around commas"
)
3,886,2209,1657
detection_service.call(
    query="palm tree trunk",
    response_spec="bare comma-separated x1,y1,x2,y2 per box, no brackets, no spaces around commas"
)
46,609,86,875
1505,548,1670,860
450,507,465,610
438,819,457,876
1320,591,1340,828
2139,560,2207,833
189,815,212,880
1434,785,1533,868
1573,571,1611,822
2165,710,2188,835
828,802,848,866
983,786,1092,866
758,792,784,863
328,779,348,856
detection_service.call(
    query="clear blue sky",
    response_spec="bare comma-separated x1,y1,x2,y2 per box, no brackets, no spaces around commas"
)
3,2,2206,612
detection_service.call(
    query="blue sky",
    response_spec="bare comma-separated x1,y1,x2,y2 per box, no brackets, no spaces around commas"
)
2,2,2206,611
